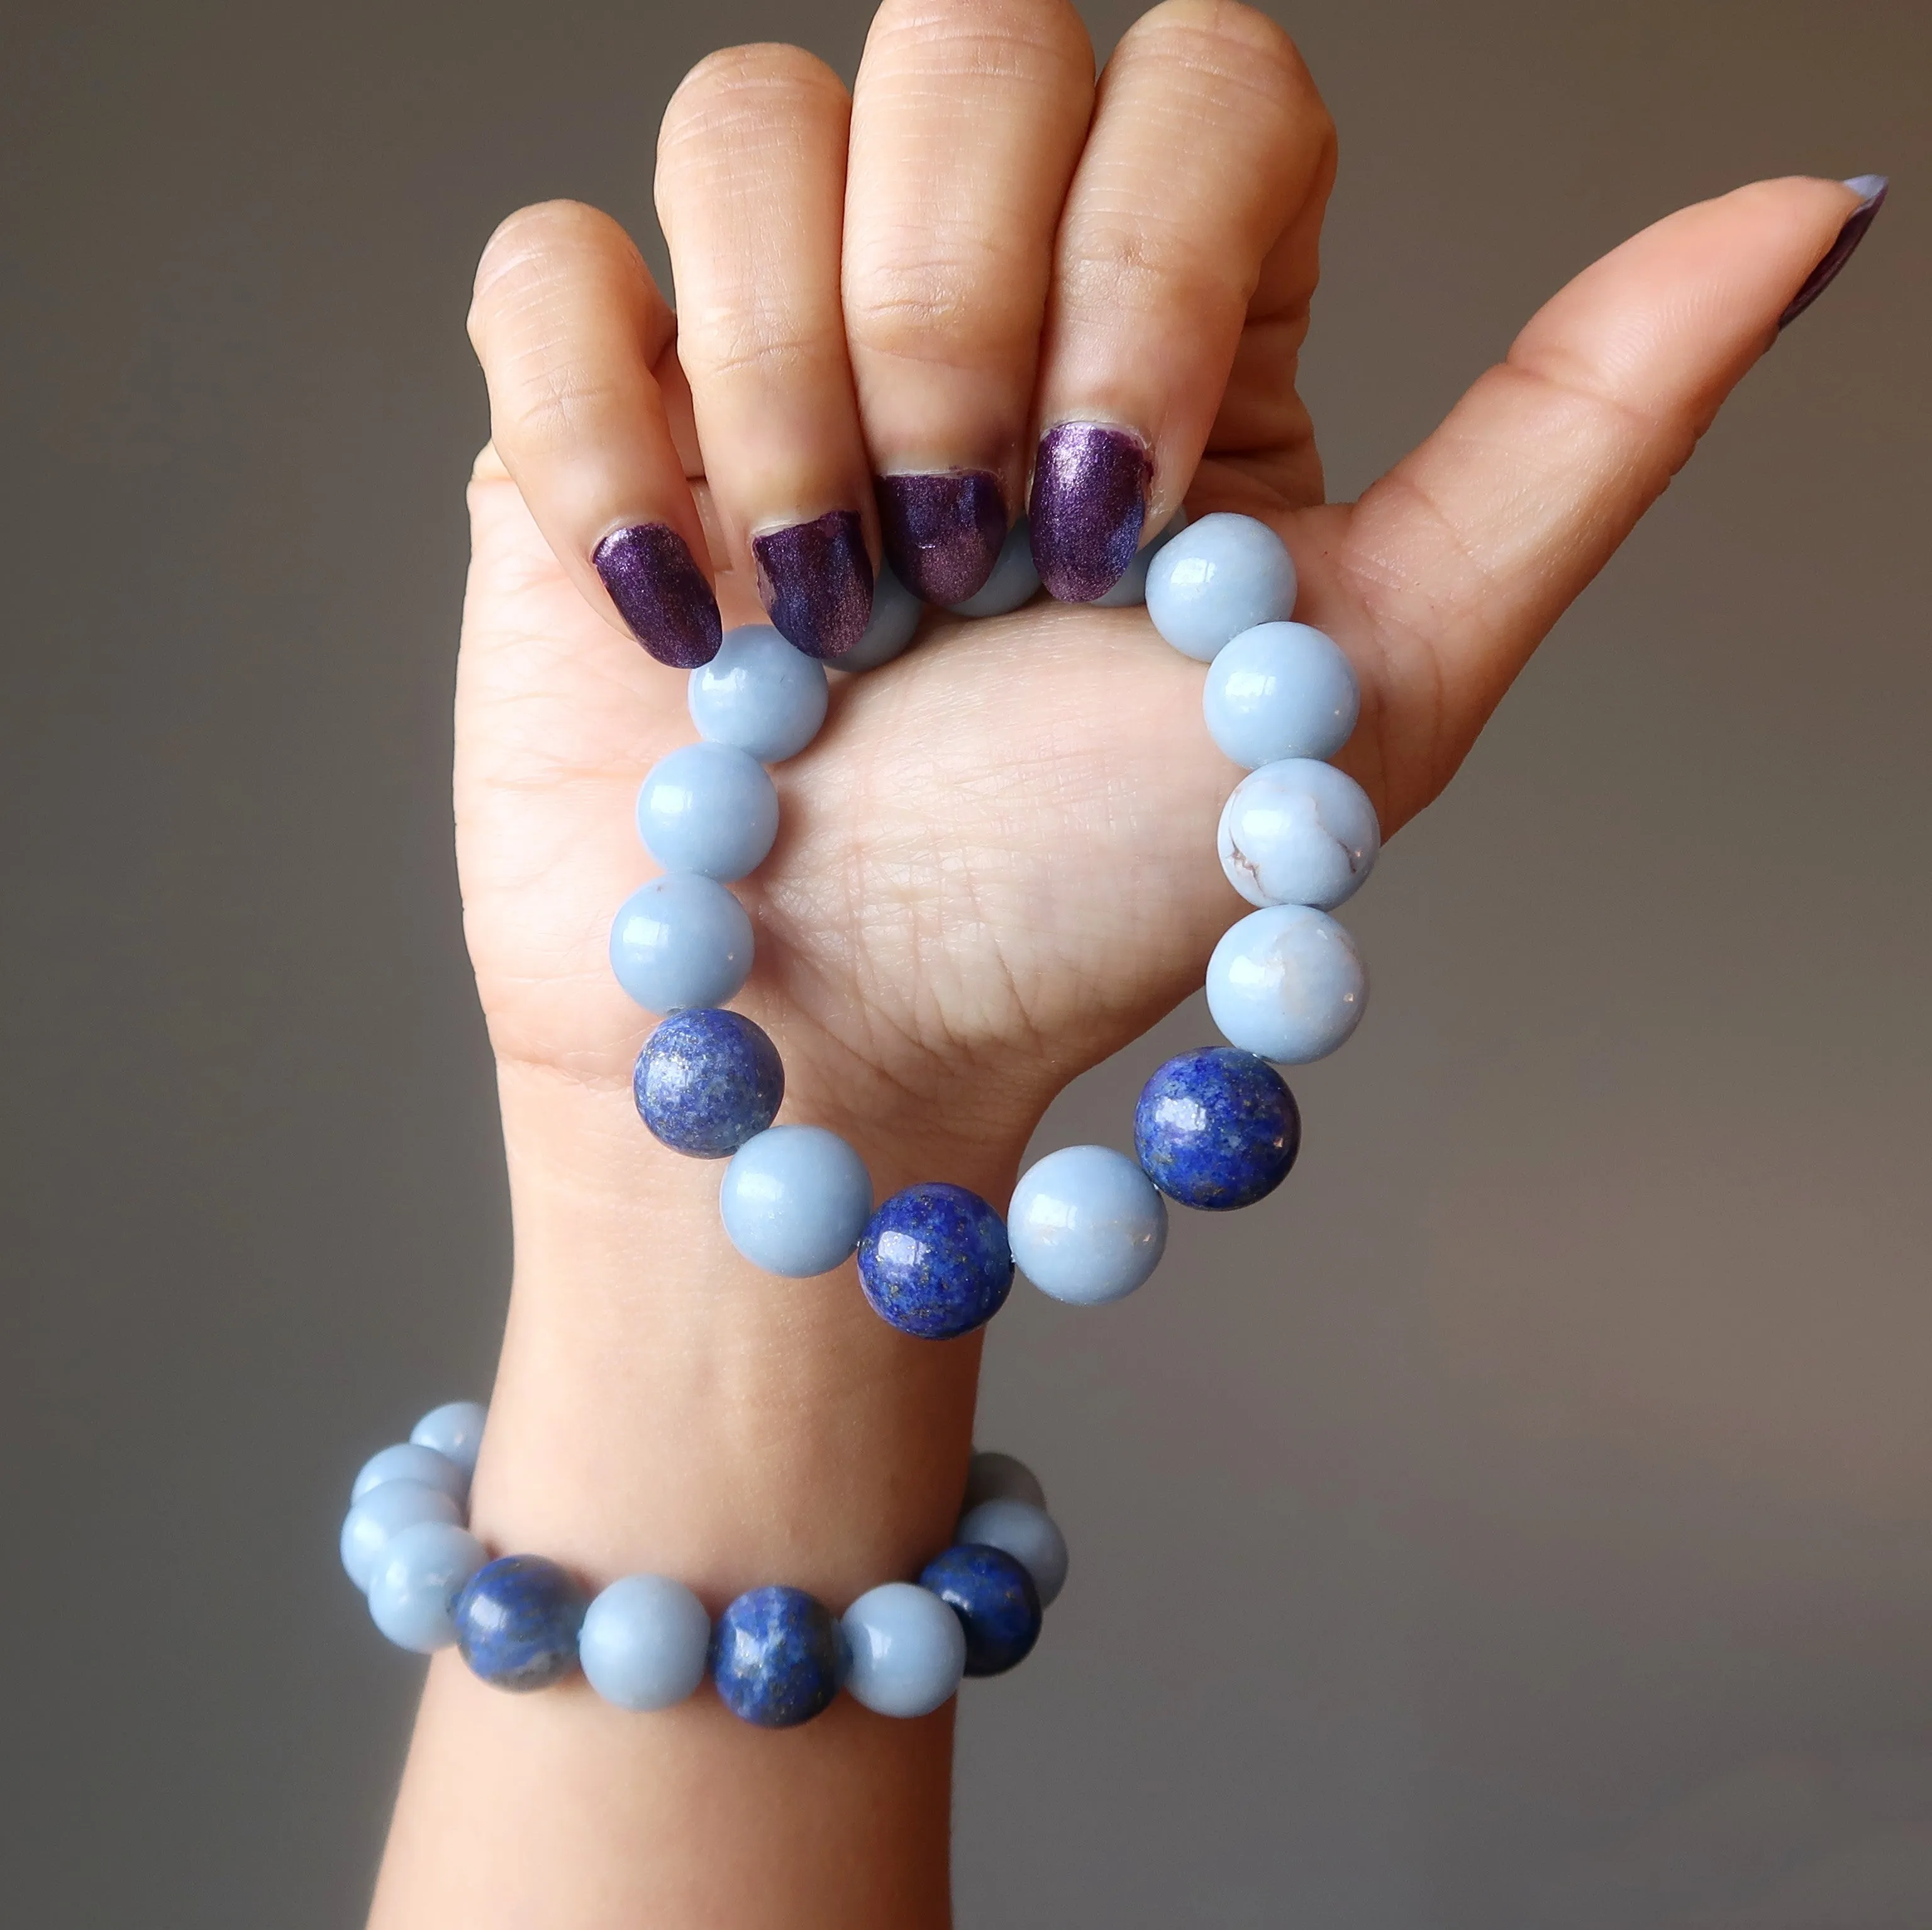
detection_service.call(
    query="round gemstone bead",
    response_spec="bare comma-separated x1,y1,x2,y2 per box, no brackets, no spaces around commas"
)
1008,1144,1168,1307
955,1499,1069,1608
841,1582,967,1718
1135,1047,1302,1211
947,517,1041,618
1218,758,1380,910
409,1400,487,1478
688,623,830,764
633,1007,784,1158
350,1441,468,1507
340,1480,462,1592
711,1585,846,1728
1202,620,1360,768
1145,513,1297,662
857,1183,1014,1339
718,1124,873,1277
609,873,753,1014
919,1544,1042,1677
1087,506,1189,609
367,1521,488,1653
635,743,780,882
453,1554,587,1692
833,561,924,672
579,1573,713,1712
1206,906,1368,1064
962,1449,1046,1514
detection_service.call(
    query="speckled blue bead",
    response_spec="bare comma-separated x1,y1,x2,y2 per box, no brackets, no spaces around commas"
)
711,1585,847,1728
857,1183,1014,1339
1218,758,1380,910
579,1573,713,1712
635,743,779,882
340,1480,462,1592
1008,1144,1167,1306
841,1583,967,1718
609,873,753,1014
1206,905,1368,1063
1087,507,1189,609
718,1124,873,1277
919,1544,1042,1677
409,1400,487,1478
1202,621,1360,768
1145,513,1297,662
367,1521,488,1653
962,1450,1046,1514
956,1499,1069,1607
453,1554,587,1693
947,517,1041,618
1134,1047,1301,1211
833,561,924,672
633,1007,784,1158
688,623,830,764
350,1441,468,1507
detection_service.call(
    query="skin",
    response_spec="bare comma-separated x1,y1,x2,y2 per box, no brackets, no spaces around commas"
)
367,3,1867,1924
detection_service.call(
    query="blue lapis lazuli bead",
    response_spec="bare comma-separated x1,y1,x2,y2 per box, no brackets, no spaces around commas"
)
453,1554,587,1693
710,1585,847,1728
857,1182,1014,1339
919,1543,1042,1677
633,1007,784,1158
1133,1047,1302,1211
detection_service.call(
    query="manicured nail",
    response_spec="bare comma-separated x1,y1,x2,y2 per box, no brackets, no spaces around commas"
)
592,523,722,669
751,510,874,661
875,470,1008,606
1778,175,1888,330
1028,423,1151,603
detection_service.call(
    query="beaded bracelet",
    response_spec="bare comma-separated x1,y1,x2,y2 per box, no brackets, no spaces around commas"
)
340,1402,1067,1727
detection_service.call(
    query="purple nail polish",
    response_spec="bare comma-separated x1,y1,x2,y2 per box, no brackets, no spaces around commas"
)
1778,175,1888,330
875,471,1008,606
750,510,874,661
1028,423,1151,603
592,524,722,669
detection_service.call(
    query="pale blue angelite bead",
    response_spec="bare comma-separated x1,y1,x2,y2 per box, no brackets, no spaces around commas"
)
719,1123,874,1277
609,873,753,1014
367,1521,488,1652
1008,1144,1167,1307
1218,758,1380,910
351,1441,467,1507
1145,513,1297,662
1206,904,1368,1063
841,1582,967,1718
410,1400,487,1479
1202,621,1360,768
636,743,779,882
963,1450,1045,1514
579,1573,713,1711
340,1480,462,1592
688,623,830,764
834,561,924,672
956,1498,1069,1607
947,517,1041,618
1087,506,1189,609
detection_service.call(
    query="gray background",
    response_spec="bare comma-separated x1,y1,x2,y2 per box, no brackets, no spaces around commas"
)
3,1,1926,1923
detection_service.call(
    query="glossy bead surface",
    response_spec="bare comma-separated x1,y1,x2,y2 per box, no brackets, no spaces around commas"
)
367,1521,487,1653
1206,905,1368,1063
350,1441,468,1507
340,1480,462,1592
409,1400,487,1478
956,1499,1069,1608
1008,1144,1167,1307
1202,620,1360,768
919,1544,1042,1677
947,516,1041,618
962,1450,1046,1514
833,561,924,672
453,1554,587,1692
1218,758,1380,910
609,873,753,1014
1087,506,1189,609
841,1583,967,1718
857,1183,1014,1339
633,1007,784,1158
687,623,829,763
1145,513,1297,662
718,1124,873,1277
635,743,779,882
1135,1047,1301,1211
580,1573,712,1712
711,1585,846,1728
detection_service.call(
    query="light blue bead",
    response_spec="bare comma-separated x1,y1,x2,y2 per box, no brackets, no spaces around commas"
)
1008,1144,1168,1307
579,1573,713,1711
947,517,1041,618
367,1521,488,1652
1206,904,1368,1063
834,562,924,672
688,623,830,763
841,1582,967,1718
957,1498,1069,1607
636,743,779,882
719,1123,873,1277
963,1450,1045,1514
1202,621,1360,767
1087,506,1189,609
350,1441,467,1507
1145,513,1297,662
410,1400,487,1478
1218,758,1380,910
340,1480,462,1592
609,873,753,1014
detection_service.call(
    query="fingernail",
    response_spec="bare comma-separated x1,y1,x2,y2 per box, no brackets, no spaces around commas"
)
1778,175,1889,330
875,470,1008,606
1028,423,1150,602
751,510,874,661
592,523,723,669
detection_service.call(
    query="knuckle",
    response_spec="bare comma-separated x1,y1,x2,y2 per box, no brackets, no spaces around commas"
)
1117,0,1324,119
845,233,1031,360
864,0,1093,80
469,200,630,340
661,42,847,152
